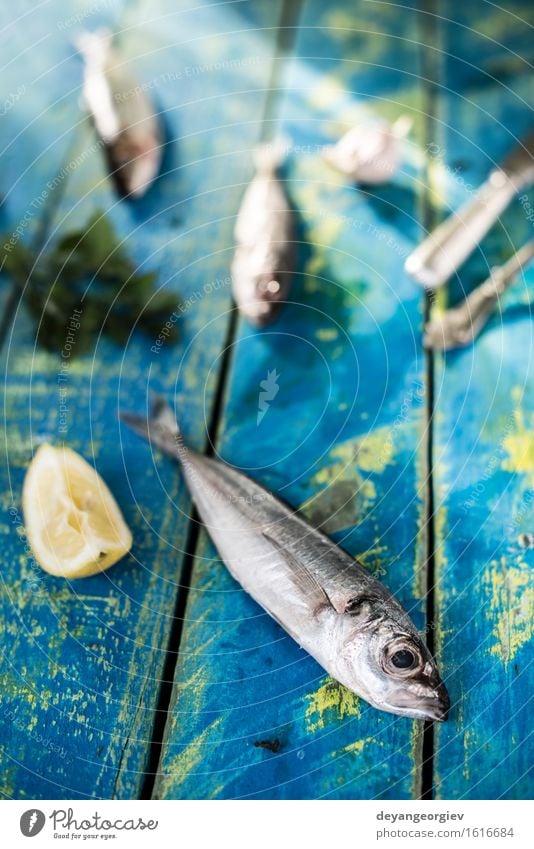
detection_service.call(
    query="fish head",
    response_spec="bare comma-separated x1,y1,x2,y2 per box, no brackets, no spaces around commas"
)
335,594,450,722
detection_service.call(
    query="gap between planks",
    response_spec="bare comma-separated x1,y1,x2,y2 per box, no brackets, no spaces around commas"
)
416,0,442,802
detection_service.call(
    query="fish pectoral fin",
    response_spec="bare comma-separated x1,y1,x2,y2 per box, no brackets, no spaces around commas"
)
261,530,338,614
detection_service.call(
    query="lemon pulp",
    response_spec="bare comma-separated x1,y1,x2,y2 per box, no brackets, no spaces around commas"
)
23,444,132,578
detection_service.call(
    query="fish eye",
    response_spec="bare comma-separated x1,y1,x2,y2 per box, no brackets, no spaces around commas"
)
391,649,416,669
383,641,423,676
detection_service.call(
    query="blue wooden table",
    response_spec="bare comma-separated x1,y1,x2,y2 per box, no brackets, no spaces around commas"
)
0,0,532,800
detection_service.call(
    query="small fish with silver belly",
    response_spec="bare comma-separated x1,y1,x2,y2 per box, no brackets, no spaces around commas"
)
232,143,294,326
75,29,162,198
323,116,412,184
121,397,450,722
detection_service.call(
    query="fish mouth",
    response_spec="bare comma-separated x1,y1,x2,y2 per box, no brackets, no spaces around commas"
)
389,682,450,722
419,695,449,723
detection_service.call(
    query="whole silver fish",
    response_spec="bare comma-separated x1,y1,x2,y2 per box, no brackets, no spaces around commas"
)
76,29,162,198
232,144,294,326
121,397,449,722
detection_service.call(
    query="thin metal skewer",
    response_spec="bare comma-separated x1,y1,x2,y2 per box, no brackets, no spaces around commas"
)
424,240,534,351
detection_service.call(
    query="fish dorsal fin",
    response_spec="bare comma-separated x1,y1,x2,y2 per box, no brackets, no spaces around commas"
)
262,529,341,614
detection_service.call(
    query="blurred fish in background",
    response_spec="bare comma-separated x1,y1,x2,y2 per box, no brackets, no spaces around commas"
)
76,28,163,198
323,115,412,184
232,142,295,326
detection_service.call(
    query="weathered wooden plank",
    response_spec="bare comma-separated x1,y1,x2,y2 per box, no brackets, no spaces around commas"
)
0,0,282,799
430,1,534,799
155,0,431,799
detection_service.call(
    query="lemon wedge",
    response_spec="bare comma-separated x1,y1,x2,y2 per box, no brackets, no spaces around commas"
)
23,443,132,578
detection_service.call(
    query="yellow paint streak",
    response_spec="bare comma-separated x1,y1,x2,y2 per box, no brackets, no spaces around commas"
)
431,497,449,649
301,427,396,533
307,76,346,111
170,665,212,733
315,328,339,342
483,556,533,666
299,473,375,534
410,722,424,799
305,678,361,732
313,427,395,476
341,736,377,756
474,9,525,41
305,252,326,281
324,10,358,34
433,502,448,573
163,718,223,791
502,403,534,485
463,728,473,781
350,428,395,473
307,211,345,246
359,543,388,563
304,277,322,295
413,419,428,601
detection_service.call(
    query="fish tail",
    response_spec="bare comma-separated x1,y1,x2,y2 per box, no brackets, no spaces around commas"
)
120,394,187,461
74,27,113,66
253,137,289,173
